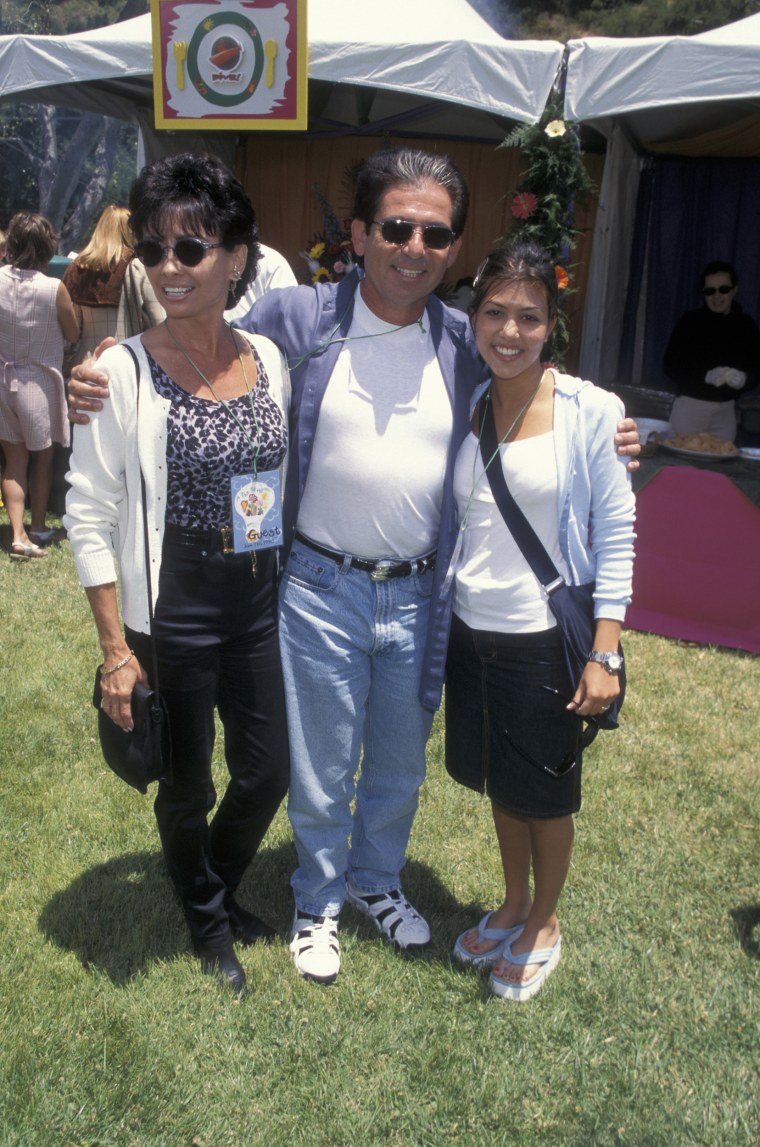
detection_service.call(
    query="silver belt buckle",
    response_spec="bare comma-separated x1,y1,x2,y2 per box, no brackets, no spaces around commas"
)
370,559,395,582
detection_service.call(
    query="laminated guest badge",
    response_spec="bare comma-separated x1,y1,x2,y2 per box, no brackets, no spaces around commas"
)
230,471,283,552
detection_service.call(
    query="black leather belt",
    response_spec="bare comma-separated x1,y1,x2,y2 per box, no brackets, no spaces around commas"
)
294,531,436,582
164,522,235,554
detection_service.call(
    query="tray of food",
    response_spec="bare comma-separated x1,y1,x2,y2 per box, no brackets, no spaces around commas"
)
660,433,739,461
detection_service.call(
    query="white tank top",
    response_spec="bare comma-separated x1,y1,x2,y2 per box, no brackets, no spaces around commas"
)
453,429,570,633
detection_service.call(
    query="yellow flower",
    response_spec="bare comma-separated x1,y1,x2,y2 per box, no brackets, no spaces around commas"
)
545,120,567,138
312,267,330,282
308,241,326,259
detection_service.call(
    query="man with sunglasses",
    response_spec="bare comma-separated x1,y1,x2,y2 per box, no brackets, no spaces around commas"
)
67,147,640,985
664,260,760,442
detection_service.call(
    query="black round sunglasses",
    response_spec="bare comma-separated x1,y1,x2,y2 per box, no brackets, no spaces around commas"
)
134,237,224,268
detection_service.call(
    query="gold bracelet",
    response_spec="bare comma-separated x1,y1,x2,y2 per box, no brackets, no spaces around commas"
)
101,650,135,677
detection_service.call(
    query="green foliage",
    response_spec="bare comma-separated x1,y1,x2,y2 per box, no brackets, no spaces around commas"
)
0,513,758,1146
499,99,596,365
517,0,760,39
0,104,42,223
0,1,143,246
0,1,143,35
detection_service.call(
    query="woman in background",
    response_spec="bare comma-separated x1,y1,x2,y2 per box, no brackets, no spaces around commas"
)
664,260,760,442
0,212,79,557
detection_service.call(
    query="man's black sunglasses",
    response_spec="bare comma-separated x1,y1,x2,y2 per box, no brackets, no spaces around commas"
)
134,237,224,268
372,218,456,250
702,284,733,296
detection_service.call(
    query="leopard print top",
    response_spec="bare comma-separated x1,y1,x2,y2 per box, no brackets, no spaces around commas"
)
147,345,287,529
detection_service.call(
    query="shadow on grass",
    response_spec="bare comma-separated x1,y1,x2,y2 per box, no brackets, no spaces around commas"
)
730,904,760,959
37,841,479,984
38,850,184,984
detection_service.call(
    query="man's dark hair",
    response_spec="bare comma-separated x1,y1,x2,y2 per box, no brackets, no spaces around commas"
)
352,147,469,236
700,260,737,289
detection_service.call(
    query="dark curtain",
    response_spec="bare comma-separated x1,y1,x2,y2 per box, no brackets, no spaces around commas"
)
620,157,760,390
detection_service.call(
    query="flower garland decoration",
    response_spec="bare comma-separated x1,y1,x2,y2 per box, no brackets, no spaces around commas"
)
500,98,595,364
300,182,355,284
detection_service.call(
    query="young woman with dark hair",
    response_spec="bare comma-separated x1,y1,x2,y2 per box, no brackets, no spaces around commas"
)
447,240,635,1002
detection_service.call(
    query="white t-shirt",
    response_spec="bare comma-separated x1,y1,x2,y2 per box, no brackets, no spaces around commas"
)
296,288,453,559
453,430,570,633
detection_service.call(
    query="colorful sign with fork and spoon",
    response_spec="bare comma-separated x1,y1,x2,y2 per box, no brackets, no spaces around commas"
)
151,0,307,129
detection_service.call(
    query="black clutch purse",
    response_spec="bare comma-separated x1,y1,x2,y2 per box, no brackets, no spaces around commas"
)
93,667,172,794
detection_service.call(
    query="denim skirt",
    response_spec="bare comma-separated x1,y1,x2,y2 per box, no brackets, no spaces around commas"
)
445,613,583,818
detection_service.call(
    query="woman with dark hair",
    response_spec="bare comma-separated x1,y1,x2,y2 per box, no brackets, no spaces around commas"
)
0,212,79,557
446,240,635,1002
664,260,760,442
64,154,290,995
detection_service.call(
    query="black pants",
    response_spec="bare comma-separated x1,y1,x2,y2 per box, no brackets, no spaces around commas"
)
127,530,290,950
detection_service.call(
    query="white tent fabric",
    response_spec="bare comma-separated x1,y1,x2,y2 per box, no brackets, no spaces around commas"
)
576,126,642,388
0,16,150,118
564,14,760,150
308,0,563,127
0,1,564,134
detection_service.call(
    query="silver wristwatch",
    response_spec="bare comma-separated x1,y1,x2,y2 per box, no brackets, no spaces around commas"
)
587,650,625,675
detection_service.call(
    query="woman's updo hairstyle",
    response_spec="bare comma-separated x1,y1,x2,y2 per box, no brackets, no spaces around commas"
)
128,152,260,307
471,239,559,325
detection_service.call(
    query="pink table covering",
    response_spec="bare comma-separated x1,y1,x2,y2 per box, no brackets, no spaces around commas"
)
626,466,760,654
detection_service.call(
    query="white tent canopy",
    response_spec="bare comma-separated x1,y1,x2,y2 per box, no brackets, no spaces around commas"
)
564,13,760,151
0,0,564,140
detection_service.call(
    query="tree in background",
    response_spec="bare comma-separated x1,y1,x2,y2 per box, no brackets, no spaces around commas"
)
496,0,760,39
0,0,148,252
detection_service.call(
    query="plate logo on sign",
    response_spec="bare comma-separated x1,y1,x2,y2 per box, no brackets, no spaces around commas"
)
187,12,264,106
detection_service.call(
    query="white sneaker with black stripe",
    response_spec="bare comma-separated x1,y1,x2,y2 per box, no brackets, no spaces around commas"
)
346,884,431,950
289,912,341,983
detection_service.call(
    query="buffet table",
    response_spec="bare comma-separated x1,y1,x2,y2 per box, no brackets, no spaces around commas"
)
632,448,760,509
627,450,760,654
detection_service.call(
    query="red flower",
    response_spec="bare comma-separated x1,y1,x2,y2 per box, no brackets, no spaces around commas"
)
511,192,538,220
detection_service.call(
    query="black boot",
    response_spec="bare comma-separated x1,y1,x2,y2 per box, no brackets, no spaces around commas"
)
194,942,247,997
225,895,277,946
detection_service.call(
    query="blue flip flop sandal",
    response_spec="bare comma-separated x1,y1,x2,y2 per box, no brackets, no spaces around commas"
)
452,912,525,968
489,934,562,1001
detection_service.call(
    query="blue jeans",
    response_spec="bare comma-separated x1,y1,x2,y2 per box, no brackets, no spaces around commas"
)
279,538,436,917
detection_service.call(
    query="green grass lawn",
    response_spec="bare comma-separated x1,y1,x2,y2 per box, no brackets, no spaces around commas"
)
1,520,758,1146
